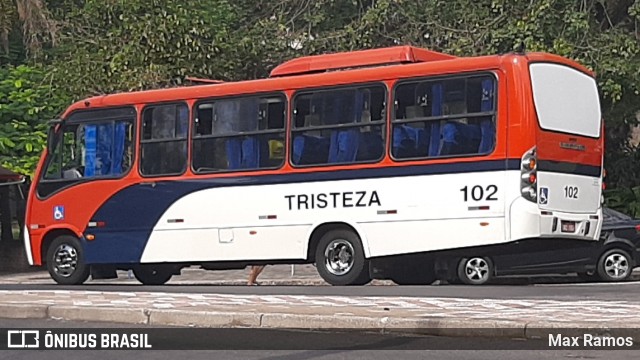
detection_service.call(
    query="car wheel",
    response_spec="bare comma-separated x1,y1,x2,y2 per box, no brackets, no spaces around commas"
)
315,229,370,285
597,248,633,282
457,256,493,285
133,265,174,285
46,235,90,285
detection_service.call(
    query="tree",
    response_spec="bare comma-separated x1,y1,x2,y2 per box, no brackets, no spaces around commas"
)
0,65,68,175
47,0,240,97
0,0,56,64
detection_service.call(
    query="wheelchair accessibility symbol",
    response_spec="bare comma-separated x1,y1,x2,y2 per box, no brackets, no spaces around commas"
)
53,205,65,221
539,187,549,205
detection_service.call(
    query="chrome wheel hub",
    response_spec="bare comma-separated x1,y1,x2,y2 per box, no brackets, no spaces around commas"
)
464,257,489,282
324,239,355,276
53,244,78,277
604,253,629,279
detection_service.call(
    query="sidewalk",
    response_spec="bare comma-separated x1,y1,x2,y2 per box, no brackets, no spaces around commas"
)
1,266,640,339
0,265,339,286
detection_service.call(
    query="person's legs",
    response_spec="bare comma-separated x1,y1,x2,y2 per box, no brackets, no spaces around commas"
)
248,265,266,285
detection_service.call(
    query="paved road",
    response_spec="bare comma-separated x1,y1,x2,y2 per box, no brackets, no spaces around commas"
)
0,319,636,359
2,281,640,301
3,265,640,301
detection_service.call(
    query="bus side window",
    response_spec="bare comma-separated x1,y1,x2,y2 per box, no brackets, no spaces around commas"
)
392,74,496,160
291,85,385,167
191,95,285,173
140,103,189,176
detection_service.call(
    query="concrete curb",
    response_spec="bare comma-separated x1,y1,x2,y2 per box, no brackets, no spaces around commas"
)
148,309,261,328
3,304,640,339
48,306,148,325
0,303,48,319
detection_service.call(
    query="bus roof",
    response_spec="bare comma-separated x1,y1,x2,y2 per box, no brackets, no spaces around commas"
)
64,48,593,116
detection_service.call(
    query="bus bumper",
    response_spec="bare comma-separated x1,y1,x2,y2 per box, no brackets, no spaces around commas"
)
23,224,34,265
510,198,601,241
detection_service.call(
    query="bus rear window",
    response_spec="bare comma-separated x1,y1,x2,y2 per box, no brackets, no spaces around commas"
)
529,63,601,138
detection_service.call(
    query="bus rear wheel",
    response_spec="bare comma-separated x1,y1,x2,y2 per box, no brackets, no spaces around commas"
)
46,235,90,285
315,229,370,286
457,256,493,285
133,265,174,285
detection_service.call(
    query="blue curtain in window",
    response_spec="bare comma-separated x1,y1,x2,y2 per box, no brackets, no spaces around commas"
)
96,123,113,175
478,79,495,153
111,122,126,175
84,125,97,177
176,105,189,138
429,84,443,156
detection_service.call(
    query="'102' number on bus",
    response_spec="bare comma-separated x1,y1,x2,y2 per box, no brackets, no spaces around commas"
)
460,185,498,202
564,185,579,199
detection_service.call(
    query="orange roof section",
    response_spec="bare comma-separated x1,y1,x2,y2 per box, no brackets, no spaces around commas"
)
269,45,457,77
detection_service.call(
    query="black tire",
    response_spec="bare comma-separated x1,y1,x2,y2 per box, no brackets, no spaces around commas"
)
390,262,436,285
457,256,493,285
133,265,174,285
390,272,436,286
596,248,633,282
315,229,370,286
46,235,90,285
577,271,598,282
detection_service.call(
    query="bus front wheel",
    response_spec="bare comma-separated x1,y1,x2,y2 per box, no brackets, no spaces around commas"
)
46,235,90,285
133,265,174,285
315,229,370,286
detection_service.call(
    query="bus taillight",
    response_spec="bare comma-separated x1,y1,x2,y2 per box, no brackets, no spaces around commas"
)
520,147,537,202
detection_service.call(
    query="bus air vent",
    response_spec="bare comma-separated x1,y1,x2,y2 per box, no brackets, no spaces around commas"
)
269,46,457,77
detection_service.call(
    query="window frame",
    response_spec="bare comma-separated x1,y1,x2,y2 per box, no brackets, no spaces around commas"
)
289,82,388,168
36,106,137,199
389,71,498,162
138,101,190,178
190,92,288,174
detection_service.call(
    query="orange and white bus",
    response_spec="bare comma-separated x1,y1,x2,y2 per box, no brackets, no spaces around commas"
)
24,46,604,285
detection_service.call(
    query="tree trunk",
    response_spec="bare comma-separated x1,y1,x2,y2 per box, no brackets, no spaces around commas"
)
0,186,14,242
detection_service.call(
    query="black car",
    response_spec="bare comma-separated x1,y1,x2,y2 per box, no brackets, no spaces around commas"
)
424,207,640,285
494,207,640,283
581,207,640,281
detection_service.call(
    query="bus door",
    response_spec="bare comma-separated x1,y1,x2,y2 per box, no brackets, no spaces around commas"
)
34,107,137,263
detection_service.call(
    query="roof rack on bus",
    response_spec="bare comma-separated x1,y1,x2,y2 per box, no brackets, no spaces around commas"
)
269,45,456,77
185,77,225,85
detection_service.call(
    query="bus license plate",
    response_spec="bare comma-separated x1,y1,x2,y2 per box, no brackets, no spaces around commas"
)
561,221,576,233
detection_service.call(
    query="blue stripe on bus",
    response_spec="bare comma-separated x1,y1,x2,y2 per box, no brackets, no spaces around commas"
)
83,158,521,264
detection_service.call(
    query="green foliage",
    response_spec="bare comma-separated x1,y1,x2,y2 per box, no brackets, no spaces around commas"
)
0,64,68,175
605,187,640,218
47,0,239,97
